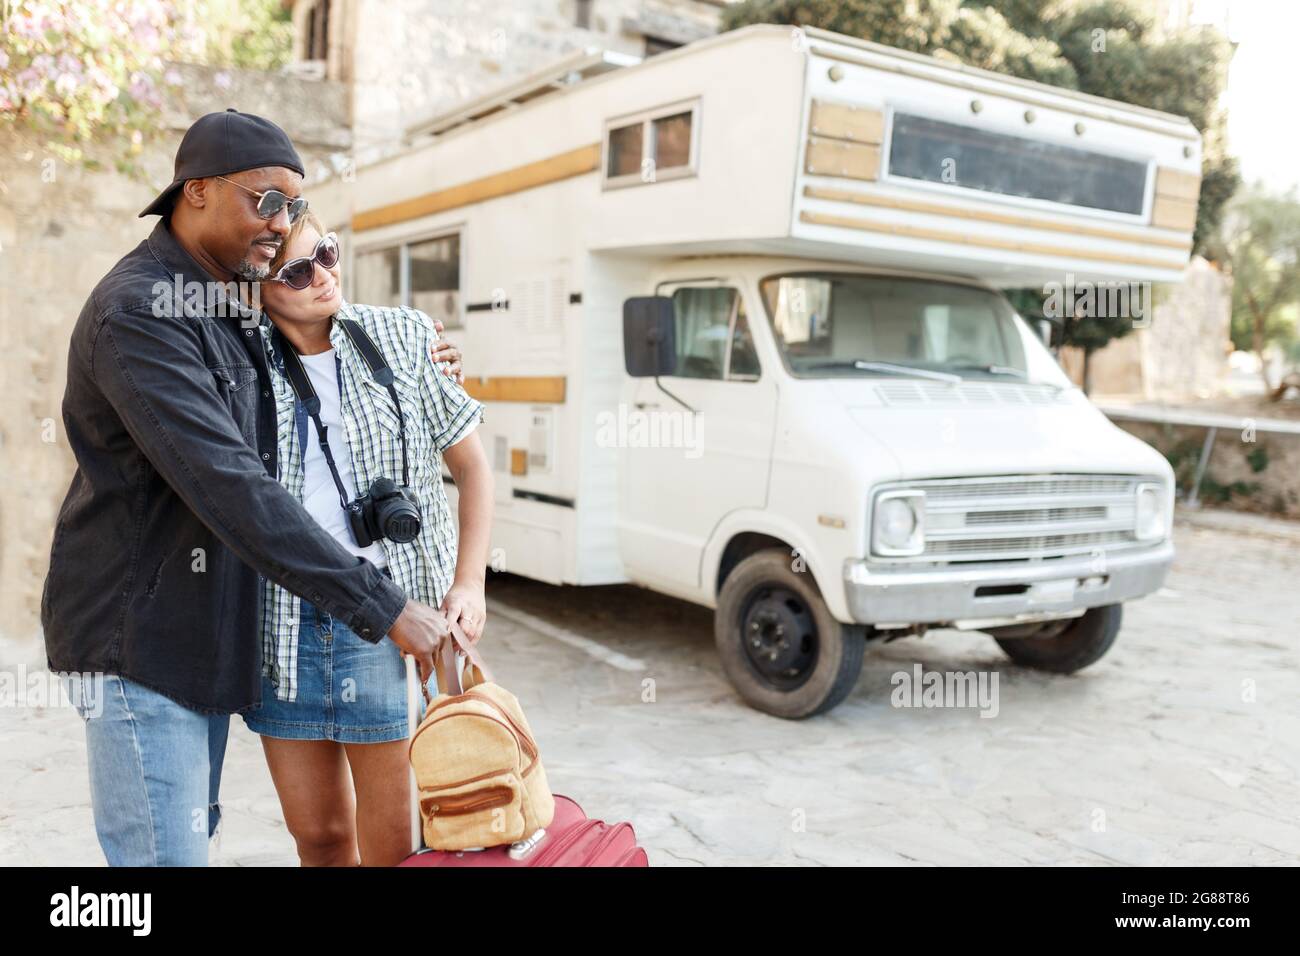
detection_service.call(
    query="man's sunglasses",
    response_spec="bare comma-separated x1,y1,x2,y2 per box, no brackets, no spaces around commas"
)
215,175,309,223
271,232,341,290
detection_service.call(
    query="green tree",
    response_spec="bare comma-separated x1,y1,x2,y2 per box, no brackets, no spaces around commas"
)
1208,187,1300,392
184,0,293,73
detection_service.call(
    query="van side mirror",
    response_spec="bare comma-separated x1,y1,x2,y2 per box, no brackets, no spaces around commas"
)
623,296,677,377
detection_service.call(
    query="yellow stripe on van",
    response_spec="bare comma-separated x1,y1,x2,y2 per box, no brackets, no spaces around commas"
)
803,185,1193,250
798,210,1186,271
462,376,567,404
352,144,602,232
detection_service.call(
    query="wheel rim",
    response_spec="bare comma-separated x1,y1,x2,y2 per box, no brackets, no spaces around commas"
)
739,585,818,690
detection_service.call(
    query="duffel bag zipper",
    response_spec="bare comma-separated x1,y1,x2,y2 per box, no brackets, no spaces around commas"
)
424,690,539,757
421,785,516,816
419,767,516,791
416,691,541,774
410,711,523,768
461,690,541,773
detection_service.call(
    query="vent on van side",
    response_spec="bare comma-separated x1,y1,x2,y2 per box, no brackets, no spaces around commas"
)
875,382,1065,407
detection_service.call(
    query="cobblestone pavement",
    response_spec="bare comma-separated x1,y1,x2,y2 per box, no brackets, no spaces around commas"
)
3,509,1297,866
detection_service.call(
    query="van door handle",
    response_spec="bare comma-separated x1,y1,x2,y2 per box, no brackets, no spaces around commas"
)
634,402,659,410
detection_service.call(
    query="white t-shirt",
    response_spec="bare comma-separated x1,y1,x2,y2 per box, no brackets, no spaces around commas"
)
297,349,388,568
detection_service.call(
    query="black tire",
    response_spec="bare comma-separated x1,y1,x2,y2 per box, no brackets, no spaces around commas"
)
992,604,1122,673
714,548,866,719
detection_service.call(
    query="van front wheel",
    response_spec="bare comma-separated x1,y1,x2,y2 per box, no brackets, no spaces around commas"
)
714,549,865,719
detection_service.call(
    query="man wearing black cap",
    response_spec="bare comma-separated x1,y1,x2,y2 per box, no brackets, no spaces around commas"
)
43,110,454,866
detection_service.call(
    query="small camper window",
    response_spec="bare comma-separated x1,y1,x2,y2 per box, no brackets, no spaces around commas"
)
607,123,643,178
352,246,401,308
408,235,461,331
887,112,1149,217
352,233,463,328
604,100,699,188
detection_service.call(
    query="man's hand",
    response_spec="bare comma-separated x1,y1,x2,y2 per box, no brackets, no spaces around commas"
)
441,579,486,643
430,318,464,384
386,599,449,687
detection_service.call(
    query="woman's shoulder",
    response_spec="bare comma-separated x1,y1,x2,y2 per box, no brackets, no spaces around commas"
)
338,301,438,371
340,300,439,337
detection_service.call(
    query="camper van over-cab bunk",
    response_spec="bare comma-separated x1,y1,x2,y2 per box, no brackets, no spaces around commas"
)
311,25,1201,718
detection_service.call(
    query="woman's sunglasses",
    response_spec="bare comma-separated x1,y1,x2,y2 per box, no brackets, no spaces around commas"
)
215,175,309,224
270,233,341,290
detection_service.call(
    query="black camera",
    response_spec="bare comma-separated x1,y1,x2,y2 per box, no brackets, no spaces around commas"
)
346,477,422,547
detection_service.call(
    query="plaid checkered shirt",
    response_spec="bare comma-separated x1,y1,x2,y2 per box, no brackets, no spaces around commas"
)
257,301,484,701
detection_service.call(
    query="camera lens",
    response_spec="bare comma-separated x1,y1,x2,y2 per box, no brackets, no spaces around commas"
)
369,478,421,544
383,506,421,543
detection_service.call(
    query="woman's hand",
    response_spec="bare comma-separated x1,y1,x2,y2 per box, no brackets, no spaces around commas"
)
430,318,464,384
440,579,486,643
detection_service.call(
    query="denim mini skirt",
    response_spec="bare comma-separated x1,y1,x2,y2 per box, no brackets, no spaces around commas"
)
243,599,416,744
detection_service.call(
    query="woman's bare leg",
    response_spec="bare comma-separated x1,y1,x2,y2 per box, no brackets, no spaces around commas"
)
261,737,359,866
344,739,412,867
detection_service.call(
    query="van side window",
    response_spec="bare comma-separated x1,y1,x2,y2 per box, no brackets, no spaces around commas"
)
670,287,761,381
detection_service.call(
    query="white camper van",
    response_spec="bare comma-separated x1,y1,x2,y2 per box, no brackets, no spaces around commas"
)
313,25,1200,717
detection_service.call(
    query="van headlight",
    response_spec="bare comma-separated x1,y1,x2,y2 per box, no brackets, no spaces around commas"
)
1134,481,1166,541
872,489,926,556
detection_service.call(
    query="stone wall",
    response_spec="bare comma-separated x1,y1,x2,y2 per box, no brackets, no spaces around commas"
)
0,65,350,643
1114,419,1300,518
1141,256,1234,400
1059,256,1234,400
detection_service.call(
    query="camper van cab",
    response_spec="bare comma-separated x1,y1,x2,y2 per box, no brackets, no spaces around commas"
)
320,25,1198,717
620,258,1173,717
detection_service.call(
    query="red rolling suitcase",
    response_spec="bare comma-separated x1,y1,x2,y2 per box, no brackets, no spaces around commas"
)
400,793,649,867
400,653,649,868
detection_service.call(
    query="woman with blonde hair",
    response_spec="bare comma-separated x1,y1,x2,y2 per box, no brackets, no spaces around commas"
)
242,210,493,866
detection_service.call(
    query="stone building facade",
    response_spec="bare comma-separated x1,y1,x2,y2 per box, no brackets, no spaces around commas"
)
288,0,730,155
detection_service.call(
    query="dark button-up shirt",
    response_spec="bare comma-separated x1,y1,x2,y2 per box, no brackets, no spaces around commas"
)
41,221,408,714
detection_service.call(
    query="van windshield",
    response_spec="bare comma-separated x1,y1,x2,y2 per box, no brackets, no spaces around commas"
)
759,273,1034,382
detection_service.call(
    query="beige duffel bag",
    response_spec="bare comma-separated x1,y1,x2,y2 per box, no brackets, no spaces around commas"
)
408,621,554,851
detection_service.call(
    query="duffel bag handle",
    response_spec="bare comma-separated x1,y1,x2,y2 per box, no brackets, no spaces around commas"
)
425,616,493,701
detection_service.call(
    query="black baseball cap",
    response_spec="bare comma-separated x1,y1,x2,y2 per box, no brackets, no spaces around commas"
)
139,108,306,218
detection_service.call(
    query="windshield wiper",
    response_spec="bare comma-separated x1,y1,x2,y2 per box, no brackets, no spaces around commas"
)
950,363,1026,379
803,359,963,386
950,364,1064,390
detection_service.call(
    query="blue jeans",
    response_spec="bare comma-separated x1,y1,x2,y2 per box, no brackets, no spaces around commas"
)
63,672,230,866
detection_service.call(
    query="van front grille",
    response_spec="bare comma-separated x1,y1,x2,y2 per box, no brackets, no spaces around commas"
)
876,474,1151,564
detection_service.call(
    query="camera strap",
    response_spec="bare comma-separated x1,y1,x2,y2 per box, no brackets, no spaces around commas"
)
272,326,354,511
272,319,414,497
337,319,411,489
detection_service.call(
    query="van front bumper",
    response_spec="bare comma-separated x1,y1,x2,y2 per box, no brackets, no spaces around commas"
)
842,541,1174,626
